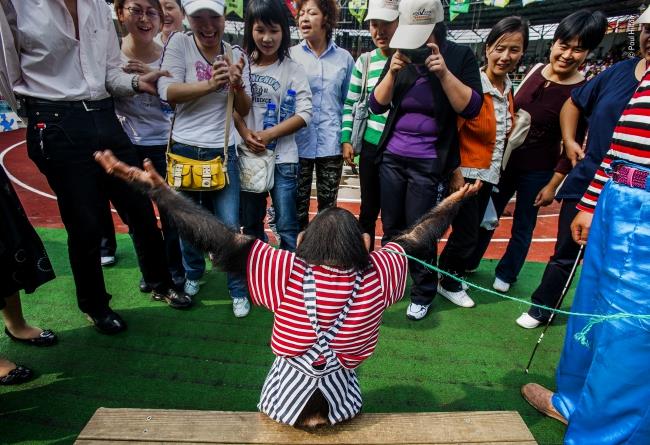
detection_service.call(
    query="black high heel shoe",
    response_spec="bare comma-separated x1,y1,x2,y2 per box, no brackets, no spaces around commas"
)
5,328,58,346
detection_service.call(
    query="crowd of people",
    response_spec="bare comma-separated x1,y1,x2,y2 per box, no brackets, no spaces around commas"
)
1,0,649,441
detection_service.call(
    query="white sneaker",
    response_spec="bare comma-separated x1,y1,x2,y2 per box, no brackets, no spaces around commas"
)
437,284,475,308
233,297,250,318
516,312,542,329
406,302,431,320
184,279,201,296
100,255,116,267
493,277,510,292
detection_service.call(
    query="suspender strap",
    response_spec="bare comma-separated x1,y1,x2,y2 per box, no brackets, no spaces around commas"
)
302,266,364,361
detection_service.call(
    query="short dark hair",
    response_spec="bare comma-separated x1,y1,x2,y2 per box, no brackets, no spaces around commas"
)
553,10,607,51
296,207,370,271
295,0,339,42
486,16,530,53
244,0,291,63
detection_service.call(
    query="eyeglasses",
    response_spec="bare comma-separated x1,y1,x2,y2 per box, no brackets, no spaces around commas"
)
125,6,160,19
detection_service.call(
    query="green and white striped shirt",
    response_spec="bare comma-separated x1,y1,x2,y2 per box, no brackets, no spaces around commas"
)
340,49,389,146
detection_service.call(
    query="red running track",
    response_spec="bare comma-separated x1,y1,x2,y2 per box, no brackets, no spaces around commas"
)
0,129,559,262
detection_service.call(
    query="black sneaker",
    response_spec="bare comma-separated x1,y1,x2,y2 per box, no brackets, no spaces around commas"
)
152,288,192,309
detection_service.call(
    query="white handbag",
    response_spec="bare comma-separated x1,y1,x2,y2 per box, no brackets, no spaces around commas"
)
238,146,275,193
238,60,291,193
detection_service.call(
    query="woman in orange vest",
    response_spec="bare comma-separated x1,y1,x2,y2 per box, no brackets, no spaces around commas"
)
437,16,528,308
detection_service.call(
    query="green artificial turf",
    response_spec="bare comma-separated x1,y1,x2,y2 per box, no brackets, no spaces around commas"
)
0,228,575,444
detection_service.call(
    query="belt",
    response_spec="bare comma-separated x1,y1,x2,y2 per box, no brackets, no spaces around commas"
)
24,96,113,112
611,163,650,191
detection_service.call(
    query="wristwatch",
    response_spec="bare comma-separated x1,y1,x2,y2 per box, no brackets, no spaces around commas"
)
132,75,141,93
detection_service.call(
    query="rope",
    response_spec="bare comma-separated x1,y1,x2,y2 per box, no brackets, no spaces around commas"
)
384,249,650,347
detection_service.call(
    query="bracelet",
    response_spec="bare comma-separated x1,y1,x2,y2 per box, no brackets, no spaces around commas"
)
132,75,141,93
232,81,244,92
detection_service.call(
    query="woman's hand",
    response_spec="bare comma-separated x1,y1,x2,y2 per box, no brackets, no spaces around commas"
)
389,51,411,75
243,130,267,153
137,70,171,95
449,168,465,193
208,59,230,92
226,53,246,91
253,128,276,150
94,150,166,190
447,180,482,203
565,140,586,167
534,183,556,207
123,59,153,75
571,210,593,245
425,43,449,79
342,143,356,167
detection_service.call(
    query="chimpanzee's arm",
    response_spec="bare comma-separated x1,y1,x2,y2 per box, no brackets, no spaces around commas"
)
393,182,481,259
148,186,255,274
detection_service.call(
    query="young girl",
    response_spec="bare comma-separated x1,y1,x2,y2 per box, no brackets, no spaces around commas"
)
157,0,253,317
290,0,354,231
237,0,312,252
113,0,190,308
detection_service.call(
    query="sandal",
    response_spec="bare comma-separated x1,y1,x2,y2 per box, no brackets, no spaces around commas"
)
0,365,34,385
5,328,58,347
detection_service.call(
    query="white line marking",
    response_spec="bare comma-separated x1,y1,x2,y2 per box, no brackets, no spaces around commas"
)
0,140,57,199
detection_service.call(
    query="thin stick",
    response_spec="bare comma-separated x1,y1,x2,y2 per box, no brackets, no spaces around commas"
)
525,244,585,374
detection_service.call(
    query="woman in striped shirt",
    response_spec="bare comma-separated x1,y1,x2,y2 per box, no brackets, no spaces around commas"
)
94,149,480,427
521,49,650,443
340,0,399,247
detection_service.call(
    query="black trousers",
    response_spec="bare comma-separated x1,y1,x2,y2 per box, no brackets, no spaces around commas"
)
25,98,171,314
438,179,493,291
358,141,381,250
528,199,581,322
380,152,446,305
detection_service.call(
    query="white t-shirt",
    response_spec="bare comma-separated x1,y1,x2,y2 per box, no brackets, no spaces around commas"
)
157,33,252,149
245,58,312,164
114,53,172,146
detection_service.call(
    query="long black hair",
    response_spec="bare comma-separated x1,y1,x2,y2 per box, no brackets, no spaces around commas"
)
243,0,292,63
296,207,370,271
485,16,530,53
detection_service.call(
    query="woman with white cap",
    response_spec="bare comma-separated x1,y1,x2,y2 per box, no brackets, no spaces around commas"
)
340,0,399,250
157,0,253,317
369,0,482,321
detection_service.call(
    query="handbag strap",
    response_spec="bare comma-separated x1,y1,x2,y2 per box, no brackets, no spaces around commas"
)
221,42,237,180
162,32,178,157
516,62,544,94
359,51,370,102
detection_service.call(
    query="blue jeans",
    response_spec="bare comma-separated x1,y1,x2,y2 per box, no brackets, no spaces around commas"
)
240,163,299,251
171,142,248,299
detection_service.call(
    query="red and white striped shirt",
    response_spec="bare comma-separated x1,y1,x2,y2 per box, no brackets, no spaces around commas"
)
247,240,408,369
579,67,650,213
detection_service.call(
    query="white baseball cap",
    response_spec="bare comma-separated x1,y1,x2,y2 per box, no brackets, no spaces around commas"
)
182,0,225,16
638,7,650,24
365,0,400,22
389,0,444,49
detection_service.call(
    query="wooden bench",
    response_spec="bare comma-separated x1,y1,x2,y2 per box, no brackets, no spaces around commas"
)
76,409,537,444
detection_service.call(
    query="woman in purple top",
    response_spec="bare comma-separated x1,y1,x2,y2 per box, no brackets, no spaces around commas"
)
369,0,482,321
466,10,607,297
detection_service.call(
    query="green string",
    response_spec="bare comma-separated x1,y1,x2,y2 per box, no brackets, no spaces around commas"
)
384,249,650,347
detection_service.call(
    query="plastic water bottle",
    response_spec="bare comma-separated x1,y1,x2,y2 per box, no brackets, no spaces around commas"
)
263,102,278,150
279,89,297,123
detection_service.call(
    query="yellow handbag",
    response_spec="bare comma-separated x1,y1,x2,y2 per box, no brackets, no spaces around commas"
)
166,44,234,191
